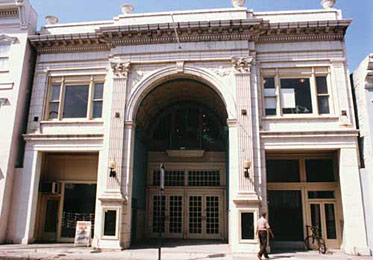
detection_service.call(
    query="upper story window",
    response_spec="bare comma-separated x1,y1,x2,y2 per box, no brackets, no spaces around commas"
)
263,67,332,117
0,44,10,71
46,75,105,120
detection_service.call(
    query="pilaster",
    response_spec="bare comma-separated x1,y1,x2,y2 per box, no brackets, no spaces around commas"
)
232,57,256,194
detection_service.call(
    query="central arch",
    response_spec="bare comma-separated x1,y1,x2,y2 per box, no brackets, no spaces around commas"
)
128,68,233,244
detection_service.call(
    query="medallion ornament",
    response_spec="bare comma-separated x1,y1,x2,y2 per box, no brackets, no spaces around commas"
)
321,0,336,9
231,0,246,8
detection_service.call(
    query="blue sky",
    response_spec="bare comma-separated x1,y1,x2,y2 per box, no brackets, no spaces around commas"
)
30,0,372,71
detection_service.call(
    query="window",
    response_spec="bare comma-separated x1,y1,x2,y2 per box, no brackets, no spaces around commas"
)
46,76,104,120
305,159,335,182
262,68,331,116
266,159,300,182
0,44,10,71
241,212,254,240
103,210,117,237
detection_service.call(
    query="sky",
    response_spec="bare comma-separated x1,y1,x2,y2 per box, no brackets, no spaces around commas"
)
29,0,373,71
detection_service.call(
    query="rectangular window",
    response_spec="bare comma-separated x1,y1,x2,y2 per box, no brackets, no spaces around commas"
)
63,85,89,118
264,77,276,116
262,68,332,117
305,159,335,182
104,210,117,236
93,83,104,118
241,212,254,239
0,44,10,71
281,78,312,114
46,77,104,120
316,76,330,114
266,159,300,182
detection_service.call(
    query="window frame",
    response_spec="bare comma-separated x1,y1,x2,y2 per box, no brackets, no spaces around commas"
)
45,76,105,121
261,67,334,118
238,209,258,244
0,44,11,72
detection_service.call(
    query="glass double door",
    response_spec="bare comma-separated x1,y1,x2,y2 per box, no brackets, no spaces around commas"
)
309,202,339,248
149,191,223,239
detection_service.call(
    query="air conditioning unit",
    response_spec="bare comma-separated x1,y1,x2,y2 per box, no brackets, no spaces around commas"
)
39,182,61,194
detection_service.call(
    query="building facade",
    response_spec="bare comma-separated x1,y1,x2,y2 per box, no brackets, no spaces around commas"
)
0,0,37,244
0,1,371,256
352,54,373,253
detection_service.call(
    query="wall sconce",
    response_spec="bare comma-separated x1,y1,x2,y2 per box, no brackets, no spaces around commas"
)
244,160,251,178
109,159,117,178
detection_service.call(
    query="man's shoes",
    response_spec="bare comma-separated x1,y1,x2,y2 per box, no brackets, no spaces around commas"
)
264,256,270,259
257,253,262,260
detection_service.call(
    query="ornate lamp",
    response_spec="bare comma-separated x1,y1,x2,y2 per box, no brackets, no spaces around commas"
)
109,159,117,178
244,160,251,178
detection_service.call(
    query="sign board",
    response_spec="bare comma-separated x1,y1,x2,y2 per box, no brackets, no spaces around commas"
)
281,88,296,108
74,221,91,247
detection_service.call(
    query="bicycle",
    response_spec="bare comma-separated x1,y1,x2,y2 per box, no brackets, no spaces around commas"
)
304,225,327,254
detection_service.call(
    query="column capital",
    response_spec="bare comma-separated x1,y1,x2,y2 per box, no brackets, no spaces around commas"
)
232,56,253,74
111,60,131,78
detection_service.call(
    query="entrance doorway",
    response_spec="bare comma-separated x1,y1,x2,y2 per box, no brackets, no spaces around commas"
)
266,152,342,249
131,78,228,243
36,153,99,242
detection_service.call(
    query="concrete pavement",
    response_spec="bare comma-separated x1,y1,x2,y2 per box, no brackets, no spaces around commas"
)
0,240,371,260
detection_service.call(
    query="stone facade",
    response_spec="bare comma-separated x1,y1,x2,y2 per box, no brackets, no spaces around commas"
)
0,0,37,245
0,1,371,256
352,54,373,254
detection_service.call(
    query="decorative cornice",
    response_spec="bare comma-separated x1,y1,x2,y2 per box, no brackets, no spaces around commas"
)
0,34,17,44
29,18,351,54
111,60,131,78
0,9,18,17
232,56,253,73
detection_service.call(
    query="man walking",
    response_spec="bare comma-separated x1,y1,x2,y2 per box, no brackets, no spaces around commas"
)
256,212,274,260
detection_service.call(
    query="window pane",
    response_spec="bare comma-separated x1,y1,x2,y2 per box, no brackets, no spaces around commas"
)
94,83,104,99
268,190,304,241
325,204,337,239
308,191,335,199
93,101,102,118
0,45,10,57
316,76,328,94
264,77,275,89
49,102,59,119
281,78,312,114
318,96,330,114
63,85,89,118
310,204,322,237
241,213,254,239
0,57,9,70
266,159,300,182
50,84,61,101
104,210,117,236
305,159,335,182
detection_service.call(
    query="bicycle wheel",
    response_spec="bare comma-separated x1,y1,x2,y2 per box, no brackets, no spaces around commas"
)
304,236,318,250
317,238,327,254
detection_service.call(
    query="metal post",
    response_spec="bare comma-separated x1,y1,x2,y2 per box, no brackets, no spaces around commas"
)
159,164,165,260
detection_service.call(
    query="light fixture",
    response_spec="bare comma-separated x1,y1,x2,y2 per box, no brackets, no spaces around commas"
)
300,78,305,83
109,159,117,178
244,160,251,178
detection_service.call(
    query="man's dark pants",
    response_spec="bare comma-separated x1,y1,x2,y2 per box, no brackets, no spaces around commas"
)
258,230,269,258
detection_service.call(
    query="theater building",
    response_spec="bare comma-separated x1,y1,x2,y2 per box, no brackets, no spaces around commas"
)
1,0,371,256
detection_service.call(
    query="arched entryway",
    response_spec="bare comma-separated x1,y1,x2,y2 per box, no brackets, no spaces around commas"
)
130,77,230,243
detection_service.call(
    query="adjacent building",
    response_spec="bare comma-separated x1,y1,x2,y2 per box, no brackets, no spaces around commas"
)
0,0,37,244
352,54,373,253
0,0,371,256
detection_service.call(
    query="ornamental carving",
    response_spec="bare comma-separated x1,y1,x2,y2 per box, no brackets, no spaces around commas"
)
111,61,131,78
231,57,253,73
213,66,231,77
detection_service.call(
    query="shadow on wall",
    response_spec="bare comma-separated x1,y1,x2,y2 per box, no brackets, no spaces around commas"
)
0,168,4,180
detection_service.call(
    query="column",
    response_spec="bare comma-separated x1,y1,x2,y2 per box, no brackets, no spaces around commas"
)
232,57,256,193
339,148,370,255
21,149,42,244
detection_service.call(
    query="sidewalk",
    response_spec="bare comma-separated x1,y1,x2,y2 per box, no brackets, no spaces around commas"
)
0,241,371,260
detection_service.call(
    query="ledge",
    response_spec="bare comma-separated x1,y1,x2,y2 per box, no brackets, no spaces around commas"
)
260,129,359,138
23,133,104,141
166,149,205,158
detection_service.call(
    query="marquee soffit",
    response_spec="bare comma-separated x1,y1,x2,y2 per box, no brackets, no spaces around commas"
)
29,18,352,54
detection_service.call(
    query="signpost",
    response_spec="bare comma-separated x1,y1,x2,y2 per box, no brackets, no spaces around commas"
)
159,163,165,260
